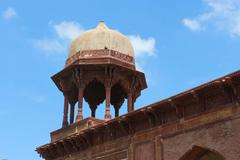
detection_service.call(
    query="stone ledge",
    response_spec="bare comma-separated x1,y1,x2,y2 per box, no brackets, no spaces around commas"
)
50,117,104,142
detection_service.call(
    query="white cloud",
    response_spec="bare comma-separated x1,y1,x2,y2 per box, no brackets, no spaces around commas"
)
2,7,17,20
53,21,85,40
34,21,157,68
128,35,156,57
182,0,240,36
135,62,144,72
182,18,203,31
34,39,66,53
34,21,85,53
128,35,157,72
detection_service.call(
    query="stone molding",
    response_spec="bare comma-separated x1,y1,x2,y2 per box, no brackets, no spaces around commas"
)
65,49,135,67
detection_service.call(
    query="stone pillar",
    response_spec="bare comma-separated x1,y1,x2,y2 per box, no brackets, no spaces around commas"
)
62,94,69,127
105,86,111,120
155,136,164,160
113,101,122,117
76,87,84,122
70,103,75,124
112,98,124,117
115,107,120,117
128,92,134,112
91,105,97,117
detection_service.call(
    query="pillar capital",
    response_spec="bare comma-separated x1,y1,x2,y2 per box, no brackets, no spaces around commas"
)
54,64,146,125
73,68,86,89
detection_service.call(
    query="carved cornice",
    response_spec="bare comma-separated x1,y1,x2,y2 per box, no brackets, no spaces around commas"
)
37,70,240,160
65,49,135,67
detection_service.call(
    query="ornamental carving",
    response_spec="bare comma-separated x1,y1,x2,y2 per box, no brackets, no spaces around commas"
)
65,49,135,67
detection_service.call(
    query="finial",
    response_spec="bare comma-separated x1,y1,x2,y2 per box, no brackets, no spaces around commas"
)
96,21,108,29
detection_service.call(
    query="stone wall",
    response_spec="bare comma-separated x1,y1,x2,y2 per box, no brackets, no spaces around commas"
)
58,105,240,160
162,115,240,160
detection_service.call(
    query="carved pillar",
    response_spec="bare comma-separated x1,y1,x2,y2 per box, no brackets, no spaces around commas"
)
104,67,112,121
70,103,75,124
113,99,124,117
115,106,120,117
105,86,112,120
74,68,84,122
91,105,97,117
76,87,84,122
128,92,134,112
62,94,69,127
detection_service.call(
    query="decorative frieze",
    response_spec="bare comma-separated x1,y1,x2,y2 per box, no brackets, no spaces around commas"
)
65,49,135,67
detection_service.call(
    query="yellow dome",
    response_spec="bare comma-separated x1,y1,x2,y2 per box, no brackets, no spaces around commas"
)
69,22,135,58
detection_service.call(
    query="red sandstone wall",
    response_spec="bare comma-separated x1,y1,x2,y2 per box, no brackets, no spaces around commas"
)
162,116,240,160
55,106,240,160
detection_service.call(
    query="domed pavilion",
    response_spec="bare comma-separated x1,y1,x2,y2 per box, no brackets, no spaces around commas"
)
51,21,147,127
36,22,240,160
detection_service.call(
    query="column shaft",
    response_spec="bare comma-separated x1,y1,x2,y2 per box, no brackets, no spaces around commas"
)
115,107,119,117
128,92,134,112
62,95,69,127
91,105,97,117
70,103,75,124
105,87,111,120
76,87,84,122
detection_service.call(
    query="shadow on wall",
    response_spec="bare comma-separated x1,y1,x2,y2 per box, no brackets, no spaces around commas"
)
179,145,225,160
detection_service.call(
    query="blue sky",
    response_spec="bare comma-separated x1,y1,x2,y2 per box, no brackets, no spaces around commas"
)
0,0,240,159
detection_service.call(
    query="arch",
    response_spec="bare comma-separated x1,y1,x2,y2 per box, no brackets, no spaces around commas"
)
118,77,131,94
179,145,225,160
83,74,105,89
83,78,106,117
111,82,127,102
111,82,127,117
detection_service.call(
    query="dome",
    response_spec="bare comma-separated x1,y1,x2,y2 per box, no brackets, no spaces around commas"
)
69,22,135,58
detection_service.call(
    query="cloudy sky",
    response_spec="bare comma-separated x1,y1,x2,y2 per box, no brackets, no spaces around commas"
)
0,0,240,159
